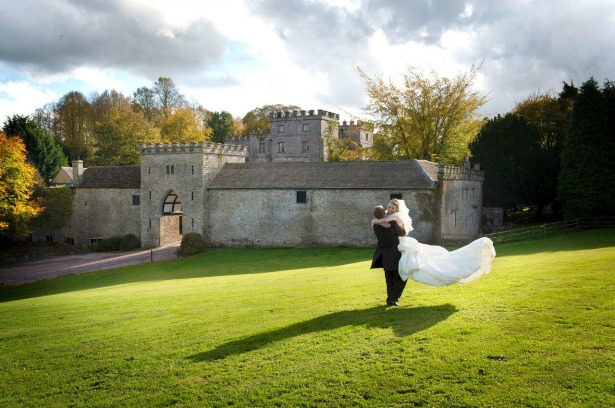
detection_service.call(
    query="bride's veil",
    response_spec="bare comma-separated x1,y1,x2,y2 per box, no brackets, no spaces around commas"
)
395,199,414,235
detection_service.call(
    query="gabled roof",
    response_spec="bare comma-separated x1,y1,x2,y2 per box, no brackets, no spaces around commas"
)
50,167,74,184
209,160,439,190
79,166,141,188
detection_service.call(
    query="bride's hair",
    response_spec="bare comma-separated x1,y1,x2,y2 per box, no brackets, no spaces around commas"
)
388,198,400,213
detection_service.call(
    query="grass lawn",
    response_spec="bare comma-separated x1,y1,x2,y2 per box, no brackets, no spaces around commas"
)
1,229,614,407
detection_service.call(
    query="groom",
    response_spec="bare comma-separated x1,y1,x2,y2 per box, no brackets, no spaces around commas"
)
370,205,407,306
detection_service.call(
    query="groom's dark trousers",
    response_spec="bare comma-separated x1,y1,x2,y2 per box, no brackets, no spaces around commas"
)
370,221,407,303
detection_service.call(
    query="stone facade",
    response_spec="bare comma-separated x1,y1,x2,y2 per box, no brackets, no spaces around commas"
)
139,142,246,248
225,109,373,162
205,188,437,248
38,111,486,249
439,164,485,244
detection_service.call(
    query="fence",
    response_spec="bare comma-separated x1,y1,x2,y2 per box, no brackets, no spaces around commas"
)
484,217,615,245
0,245,179,287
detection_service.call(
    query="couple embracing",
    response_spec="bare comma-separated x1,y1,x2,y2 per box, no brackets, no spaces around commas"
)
370,198,496,307
370,198,411,306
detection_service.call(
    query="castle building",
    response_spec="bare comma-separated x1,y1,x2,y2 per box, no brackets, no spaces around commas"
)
35,110,485,248
225,109,373,162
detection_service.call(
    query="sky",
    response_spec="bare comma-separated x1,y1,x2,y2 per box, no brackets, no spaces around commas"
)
1,0,614,124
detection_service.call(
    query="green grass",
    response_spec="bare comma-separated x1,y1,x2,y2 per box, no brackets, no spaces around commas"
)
1,230,614,407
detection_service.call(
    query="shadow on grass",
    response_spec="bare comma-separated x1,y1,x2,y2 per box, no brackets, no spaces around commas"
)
188,304,456,362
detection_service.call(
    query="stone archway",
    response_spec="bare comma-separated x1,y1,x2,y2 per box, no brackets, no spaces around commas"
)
160,190,183,245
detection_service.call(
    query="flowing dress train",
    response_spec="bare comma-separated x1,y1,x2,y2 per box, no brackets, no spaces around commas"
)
397,236,496,286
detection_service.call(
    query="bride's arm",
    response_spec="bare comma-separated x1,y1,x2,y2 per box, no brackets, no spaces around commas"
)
371,214,400,228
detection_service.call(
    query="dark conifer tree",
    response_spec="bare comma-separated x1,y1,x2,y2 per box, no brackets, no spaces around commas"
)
558,78,614,218
2,115,68,185
470,113,540,214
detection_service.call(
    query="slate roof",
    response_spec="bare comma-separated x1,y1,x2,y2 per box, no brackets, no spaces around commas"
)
79,166,141,189
209,160,439,190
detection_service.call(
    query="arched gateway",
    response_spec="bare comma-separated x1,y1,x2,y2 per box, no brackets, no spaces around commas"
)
159,190,183,245
139,142,247,248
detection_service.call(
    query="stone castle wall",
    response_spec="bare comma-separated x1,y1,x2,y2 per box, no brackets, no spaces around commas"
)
439,165,485,243
139,142,246,247
205,188,438,247
63,188,141,245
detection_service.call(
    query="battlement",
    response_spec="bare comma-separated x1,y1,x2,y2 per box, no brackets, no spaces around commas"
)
223,137,250,146
139,142,246,156
439,165,484,181
269,109,340,121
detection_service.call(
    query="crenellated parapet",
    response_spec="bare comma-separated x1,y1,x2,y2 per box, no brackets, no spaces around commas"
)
223,137,250,147
139,141,246,157
269,109,340,121
439,165,484,181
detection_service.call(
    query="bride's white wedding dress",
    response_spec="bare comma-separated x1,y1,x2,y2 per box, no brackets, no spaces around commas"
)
390,200,496,287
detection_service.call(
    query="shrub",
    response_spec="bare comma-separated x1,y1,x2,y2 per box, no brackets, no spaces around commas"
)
97,236,123,251
121,234,140,251
179,232,205,256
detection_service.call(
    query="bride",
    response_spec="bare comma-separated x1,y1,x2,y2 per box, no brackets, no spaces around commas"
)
372,199,496,287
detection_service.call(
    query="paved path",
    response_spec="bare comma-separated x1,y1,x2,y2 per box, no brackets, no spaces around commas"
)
0,243,180,287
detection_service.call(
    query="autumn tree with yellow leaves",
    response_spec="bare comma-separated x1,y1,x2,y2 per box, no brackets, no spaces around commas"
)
0,132,44,240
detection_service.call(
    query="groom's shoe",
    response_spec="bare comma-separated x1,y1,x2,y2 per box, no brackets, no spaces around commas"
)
386,300,399,306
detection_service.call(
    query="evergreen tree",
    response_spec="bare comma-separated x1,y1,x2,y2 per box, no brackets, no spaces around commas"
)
558,78,614,218
3,115,68,185
470,114,540,212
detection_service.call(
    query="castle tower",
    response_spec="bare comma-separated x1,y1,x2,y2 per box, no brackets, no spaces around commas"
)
247,109,340,162
438,159,485,244
139,142,246,247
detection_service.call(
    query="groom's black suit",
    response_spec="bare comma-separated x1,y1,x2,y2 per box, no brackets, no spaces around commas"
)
371,220,407,305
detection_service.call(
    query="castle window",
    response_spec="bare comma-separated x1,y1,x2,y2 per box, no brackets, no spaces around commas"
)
302,124,310,132
278,124,286,133
65,237,74,246
166,164,175,176
163,191,183,214
149,191,152,200
303,142,310,152
390,193,403,200
297,191,307,204
278,142,285,153
259,143,265,153
132,195,140,205
90,238,103,245
46,235,53,243
366,133,370,141
191,192,194,201
340,128,345,136
148,166,151,174
191,165,194,175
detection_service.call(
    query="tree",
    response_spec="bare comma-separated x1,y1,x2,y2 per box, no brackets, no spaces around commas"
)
132,86,159,124
153,77,186,116
159,107,209,143
510,92,572,217
3,115,68,185
207,111,235,143
241,104,301,137
359,64,487,165
470,114,540,213
0,132,43,240
52,91,93,161
90,93,160,165
558,78,615,218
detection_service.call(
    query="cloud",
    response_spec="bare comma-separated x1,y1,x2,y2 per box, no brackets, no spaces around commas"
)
0,0,613,122
0,80,57,120
0,0,228,79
